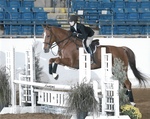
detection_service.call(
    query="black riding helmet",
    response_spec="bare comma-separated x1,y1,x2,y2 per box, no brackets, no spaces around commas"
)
69,15,78,22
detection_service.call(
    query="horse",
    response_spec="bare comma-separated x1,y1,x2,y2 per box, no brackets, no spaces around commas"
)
43,25,147,105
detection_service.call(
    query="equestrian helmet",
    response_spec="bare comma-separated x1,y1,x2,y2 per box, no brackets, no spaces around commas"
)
69,15,78,22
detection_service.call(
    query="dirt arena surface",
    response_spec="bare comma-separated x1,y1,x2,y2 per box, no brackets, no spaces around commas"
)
0,88,149,119
132,88,150,119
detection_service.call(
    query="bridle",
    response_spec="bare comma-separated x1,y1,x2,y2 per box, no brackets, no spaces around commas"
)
43,27,72,49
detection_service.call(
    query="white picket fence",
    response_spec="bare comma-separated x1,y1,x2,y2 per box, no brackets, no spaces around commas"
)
1,46,130,118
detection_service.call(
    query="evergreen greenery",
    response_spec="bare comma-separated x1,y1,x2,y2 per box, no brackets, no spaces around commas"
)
67,82,98,113
112,58,130,106
35,53,43,82
0,66,11,111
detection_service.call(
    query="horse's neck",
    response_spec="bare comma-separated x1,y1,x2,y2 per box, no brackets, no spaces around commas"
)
52,27,82,48
55,27,69,39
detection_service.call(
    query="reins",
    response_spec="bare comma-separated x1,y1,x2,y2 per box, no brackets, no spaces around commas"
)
43,26,82,56
50,34,72,49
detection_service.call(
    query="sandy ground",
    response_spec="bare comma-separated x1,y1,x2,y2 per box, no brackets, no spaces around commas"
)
132,88,150,119
0,88,149,119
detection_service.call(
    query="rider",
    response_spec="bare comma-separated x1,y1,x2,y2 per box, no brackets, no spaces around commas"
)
68,15,95,63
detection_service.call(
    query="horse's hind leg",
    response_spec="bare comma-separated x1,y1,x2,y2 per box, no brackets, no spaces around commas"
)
124,79,136,106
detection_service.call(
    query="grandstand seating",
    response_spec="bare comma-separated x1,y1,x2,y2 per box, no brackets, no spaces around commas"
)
125,8,139,24
100,25,112,35
114,25,129,35
34,25,43,35
125,0,140,8
0,7,4,22
138,8,150,22
7,0,21,8
0,0,60,36
5,7,20,22
32,7,47,24
71,0,150,35
113,8,126,25
0,0,150,36
101,0,113,8
19,7,33,23
113,1,125,8
21,25,33,35
21,0,34,8
0,1,7,7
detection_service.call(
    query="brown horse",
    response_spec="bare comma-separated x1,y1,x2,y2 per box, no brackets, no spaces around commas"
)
43,25,147,105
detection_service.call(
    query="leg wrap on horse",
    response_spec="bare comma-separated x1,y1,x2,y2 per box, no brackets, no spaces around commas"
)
49,64,53,74
52,63,58,80
127,90,134,102
52,63,58,73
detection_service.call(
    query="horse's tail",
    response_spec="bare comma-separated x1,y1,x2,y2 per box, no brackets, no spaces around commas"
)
124,47,147,86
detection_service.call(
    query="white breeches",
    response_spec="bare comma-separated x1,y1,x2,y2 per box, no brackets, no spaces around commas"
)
86,36,94,47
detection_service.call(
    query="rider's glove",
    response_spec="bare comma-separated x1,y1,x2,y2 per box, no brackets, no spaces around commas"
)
72,32,78,37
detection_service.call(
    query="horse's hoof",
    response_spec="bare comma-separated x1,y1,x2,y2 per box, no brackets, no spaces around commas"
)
54,75,59,80
49,71,52,74
130,102,136,107
53,73,59,80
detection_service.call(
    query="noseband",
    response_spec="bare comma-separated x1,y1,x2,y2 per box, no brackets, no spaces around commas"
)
43,27,53,46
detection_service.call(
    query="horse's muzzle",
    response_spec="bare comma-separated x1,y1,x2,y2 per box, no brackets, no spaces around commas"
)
44,48,49,53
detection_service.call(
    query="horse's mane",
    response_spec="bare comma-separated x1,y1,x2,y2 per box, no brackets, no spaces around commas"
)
46,25,81,43
50,26,71,35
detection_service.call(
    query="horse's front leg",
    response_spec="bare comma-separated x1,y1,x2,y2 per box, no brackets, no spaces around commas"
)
49,58,56,74
49,57,71,80
49,58,59,80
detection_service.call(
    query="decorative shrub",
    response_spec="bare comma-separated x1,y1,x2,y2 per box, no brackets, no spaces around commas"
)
0,66,11,111
112,58,130,106
121,104,142,119
67,82,98,114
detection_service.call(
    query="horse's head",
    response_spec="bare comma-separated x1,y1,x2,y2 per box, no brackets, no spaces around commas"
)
43,25,56,53
43,25,73,53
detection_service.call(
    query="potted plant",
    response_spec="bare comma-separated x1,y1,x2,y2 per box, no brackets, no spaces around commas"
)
121,104,142,119
67,82,98,119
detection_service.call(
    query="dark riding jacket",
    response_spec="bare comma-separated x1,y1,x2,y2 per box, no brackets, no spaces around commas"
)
70,23,94,40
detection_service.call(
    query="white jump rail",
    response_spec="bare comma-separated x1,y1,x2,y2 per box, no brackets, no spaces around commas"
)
2,46,127,118
79,47,91,84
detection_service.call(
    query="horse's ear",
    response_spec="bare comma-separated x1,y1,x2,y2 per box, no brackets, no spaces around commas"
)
0,25,4,30
42,25,51,29
42,25,46,28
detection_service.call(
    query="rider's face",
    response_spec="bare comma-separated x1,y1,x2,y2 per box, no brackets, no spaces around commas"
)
69,21,75,26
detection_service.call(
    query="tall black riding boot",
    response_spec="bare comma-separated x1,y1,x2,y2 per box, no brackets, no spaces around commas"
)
49,64,53,74
87,47,96,64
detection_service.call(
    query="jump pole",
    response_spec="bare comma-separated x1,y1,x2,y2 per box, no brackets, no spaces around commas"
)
101,47,119,117
6,47,17,113
79,47,91,84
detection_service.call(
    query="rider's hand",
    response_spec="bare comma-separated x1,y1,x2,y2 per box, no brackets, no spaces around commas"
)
72,32,78,37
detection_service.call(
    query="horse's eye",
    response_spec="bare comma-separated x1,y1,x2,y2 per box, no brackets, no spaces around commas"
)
47,35,50,38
